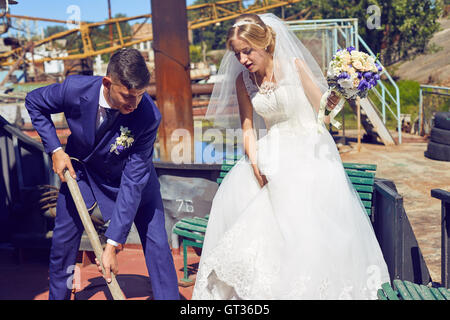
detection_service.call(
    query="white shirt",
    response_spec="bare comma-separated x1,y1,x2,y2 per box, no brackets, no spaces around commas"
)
52,84,120,247
97,84,113,130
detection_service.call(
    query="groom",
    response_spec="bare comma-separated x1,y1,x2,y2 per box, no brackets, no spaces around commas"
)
25,48,179,300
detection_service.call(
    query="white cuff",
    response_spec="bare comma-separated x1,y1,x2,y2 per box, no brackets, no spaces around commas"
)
51,147,62,154
106,239,120,247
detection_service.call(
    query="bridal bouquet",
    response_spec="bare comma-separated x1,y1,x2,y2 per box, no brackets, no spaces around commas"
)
317,46,383,132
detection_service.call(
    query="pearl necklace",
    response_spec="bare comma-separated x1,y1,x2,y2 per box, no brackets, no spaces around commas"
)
252,71,277,95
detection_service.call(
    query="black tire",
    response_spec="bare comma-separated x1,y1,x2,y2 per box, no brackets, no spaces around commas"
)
434,112,450,130
430,127,450,145
425,141,450,161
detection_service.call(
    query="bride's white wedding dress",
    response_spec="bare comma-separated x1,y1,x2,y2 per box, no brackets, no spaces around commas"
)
192,70,391,300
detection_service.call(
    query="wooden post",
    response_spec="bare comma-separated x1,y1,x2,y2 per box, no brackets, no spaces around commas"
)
63,170,125,300
151,0,194,163
357,98,361,152
348,98,362,152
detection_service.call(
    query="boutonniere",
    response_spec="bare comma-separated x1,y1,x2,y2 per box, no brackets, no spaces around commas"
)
110,126,134,155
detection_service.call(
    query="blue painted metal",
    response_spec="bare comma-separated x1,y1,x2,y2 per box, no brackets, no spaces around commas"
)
287,18,402,143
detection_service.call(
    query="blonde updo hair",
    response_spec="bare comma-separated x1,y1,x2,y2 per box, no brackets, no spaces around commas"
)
226,14,276,55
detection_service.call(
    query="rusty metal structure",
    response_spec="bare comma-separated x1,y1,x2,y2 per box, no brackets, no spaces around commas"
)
188,0,301,29
0,13,154,66
0,0,303,67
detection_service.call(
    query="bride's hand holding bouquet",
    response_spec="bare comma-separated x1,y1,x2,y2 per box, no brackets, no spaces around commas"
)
317,47,383,132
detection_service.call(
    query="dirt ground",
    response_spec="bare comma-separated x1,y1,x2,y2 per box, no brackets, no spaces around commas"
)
339,131,450,284
392,18,450,86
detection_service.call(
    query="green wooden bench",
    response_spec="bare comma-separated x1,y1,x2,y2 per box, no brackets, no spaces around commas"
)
173,161,378,284
377,188,450,300
173,156,240,284
342,162,377,216
377,279,450,300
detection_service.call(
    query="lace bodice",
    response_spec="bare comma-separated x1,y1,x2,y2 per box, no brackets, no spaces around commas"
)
242,71,290,130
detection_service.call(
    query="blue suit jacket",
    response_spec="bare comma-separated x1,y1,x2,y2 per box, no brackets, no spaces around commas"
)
25,75,162,244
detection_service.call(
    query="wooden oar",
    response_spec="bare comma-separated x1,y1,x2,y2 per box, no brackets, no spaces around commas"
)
63,169,125,300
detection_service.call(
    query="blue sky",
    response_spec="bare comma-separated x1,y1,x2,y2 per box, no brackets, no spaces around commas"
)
7,0,197,34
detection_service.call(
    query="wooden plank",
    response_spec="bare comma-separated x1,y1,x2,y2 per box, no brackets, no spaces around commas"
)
380,282,400,300
438,287,450,299
342,162,377,171
403,281,422,300
416,284,436,300
176,221,206,233
345,169,376,178
362,200,372,209
393,280,413,300
193,216,209,223
181,217,208,228
429,287,446,300
349,176,374,186
173,227,205,242
377,289,388,300
221,164,234,171
357,192,373,200
353,184,374,193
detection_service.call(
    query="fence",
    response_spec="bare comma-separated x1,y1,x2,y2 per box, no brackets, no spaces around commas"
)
419,85,450,136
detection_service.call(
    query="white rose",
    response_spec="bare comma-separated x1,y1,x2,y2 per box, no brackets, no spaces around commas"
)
353,60,363,70
338,76,354,89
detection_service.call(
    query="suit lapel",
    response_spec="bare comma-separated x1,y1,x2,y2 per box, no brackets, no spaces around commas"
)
79,79,102,150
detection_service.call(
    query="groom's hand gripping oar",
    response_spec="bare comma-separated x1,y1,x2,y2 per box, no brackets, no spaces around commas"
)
63,168,125,300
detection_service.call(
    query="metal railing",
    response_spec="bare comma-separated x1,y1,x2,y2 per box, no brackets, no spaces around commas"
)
287,18,402,143
419,85,450,136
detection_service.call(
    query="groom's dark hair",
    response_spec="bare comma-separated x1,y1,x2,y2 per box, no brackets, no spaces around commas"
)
107,48,150,90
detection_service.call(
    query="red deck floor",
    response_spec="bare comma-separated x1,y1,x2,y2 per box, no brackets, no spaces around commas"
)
0,245,200,300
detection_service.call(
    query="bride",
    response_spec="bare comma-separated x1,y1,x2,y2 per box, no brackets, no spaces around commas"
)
192,13,390,300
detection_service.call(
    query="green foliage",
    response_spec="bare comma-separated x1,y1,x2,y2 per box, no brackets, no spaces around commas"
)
43,13,132,62
339,80,422,130
188,0,443,67
378,0,443,65
190,45,202,63
188,0,238,51
44,25,68,38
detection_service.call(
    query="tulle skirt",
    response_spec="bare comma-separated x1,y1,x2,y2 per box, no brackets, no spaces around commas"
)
192,123,390,299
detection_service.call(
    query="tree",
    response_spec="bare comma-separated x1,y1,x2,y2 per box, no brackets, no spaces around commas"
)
188,0,442,66
377,0,443,65
189,0,236,51
315,0,442,65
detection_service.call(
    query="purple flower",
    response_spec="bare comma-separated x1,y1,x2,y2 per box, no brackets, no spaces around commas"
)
375,63,382,72
347,46,356,53
374,74,380,80
339,72,350,79
357,72,363,79
116,145,125,153
363,72,372,80
358,79,368,91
